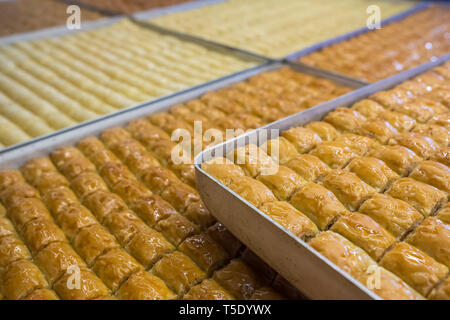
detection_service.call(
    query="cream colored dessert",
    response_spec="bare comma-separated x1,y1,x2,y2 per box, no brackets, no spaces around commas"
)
0,19,257,149
151,0,415,58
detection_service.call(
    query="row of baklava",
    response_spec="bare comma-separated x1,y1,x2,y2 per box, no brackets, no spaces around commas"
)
203,62,450,299
0,18,257,149
151,0,414,58
301,7,450,83
0,66,346,300
0,0,105,37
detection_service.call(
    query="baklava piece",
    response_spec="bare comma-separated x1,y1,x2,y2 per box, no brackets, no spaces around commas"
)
256,166,306,200
151,251,206,297
359,194,422,239
323,108,366,133
386,178,447,216
0,235,31,268
231,144,277,177
183,279,234,300
1,259,48,300
23,289,59,300
259,201,318,240
117,270,176,300
330,212,396,261
412,123,450,148
309,141,356,169
92,248,142,292
179,234,229,275
305,121,339,142
53,267,110,300
334,134,377,156
201,157,245,185
368,145,421,176
428,276,450,300
289,182,349,230
7,197,53,232
345,157,399,192
213,259,262,300
389,132,440,160
380,242,448,296
308,231,376,282
284,154,330,182
409,161,450,194
320,169,376,211
156,213,199,246
225,176,277,208
21,218,67,255
70,172,109,200
281,127,322,154
436,203,450,225
261,137,299,164
406,217,450,268
207,222,243,258
83,190,127,223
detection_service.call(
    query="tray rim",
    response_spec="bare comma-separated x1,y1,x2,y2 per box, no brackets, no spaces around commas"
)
194,53,450,300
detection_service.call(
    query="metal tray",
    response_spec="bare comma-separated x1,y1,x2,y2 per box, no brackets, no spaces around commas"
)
0,60,364,169
194,54,450,300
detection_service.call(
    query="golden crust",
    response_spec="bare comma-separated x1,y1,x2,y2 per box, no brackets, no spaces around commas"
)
22,218,67,254
83,190,127,223
7,198,52,232
368,145,421,175
256,166,306,200
261,137,299,164
1,259,48,300
389,132,440,159
129,194,176,227
290,182,348,230
359,194,422,238
308,231,376,282
225,176,277,208
179,234,229,275
345,157,399,192
436,203,450,225
320,169,376,211
259,201,318,240
103,210,147,246
151,251,206,296
309,141,356,169
23,289,59,300
184,279,234,300
380,242,448,296
386,177,447,217
117,270,176,300
0,235,31,268
428,276,450,300
231,144,277,177
281,127,322,153
406,217,450,268
201,157,245,185
156,213,198,246
409,161,450,194
54,204,97,241
330,212,396,261
305,121,339,142
70,172,108,200
92,248,142,292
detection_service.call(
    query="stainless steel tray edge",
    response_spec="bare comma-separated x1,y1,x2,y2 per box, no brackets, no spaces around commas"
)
194,54,450,300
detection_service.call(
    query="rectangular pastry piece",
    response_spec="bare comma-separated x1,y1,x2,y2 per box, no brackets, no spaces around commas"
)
304,121,339,142
323,108,366,133
320,169,376,211
368,145,422,176
34,241,86,285
330,212,396,261
261,137,299,165
1,258,49,300
284,154,330,182
281,127,322,154
428,276,450,300
0,217,15,239
183,279,234,300
117,270,176,300
259,201,318,240
0,170,25,191
345,156,399,192
431,147,450,167
359,266,424,300
41,186,80,218
55,205,98,243
201,157,245,185
436,203,450,225
179,234,229,275
72,224,119,267
308,231,376,284
21,158,70,194
225,176,277,208
139,165,180,195
51,147,96,180
53,267,110,300
129,193,177,228
358,119,398,144
83,190,127,223
389,132,441,160
309,141,356,169
406,217,450,268
103,210,147,246
0,235,31,268
111,178,152,206
256,165,306,200
412,123,450,149
151,251,206,297
380,242,448,296
385,177,447,217
0,182,39,209
69,172,109,200
98,162,135,188
92,248,142,293
23,289,59,300
213,258,262,300
358,194,423,239
334,134,377,157
230,144,277,177
289,182,348,230
21,218,67,255
409,161,450,195
124,226,174,269
7,197,53,233
155,213,199,246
